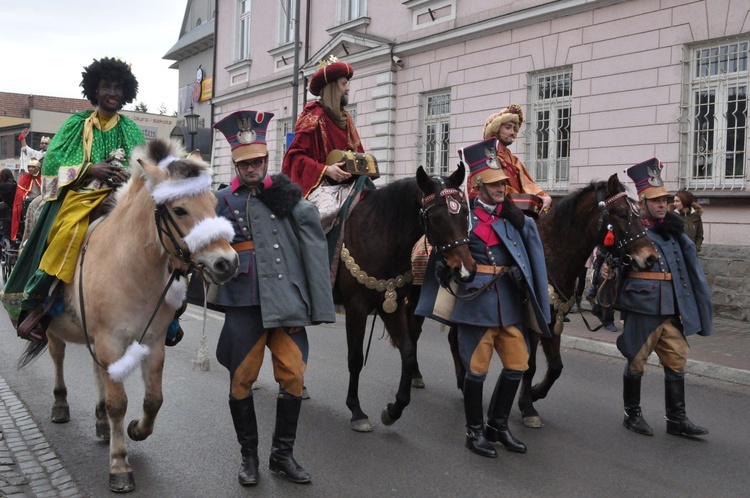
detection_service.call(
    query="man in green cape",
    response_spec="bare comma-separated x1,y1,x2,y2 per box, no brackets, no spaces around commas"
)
2,57,145,342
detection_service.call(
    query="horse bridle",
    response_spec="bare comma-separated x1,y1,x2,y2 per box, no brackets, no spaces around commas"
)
596,188,648,263
154,203,198,273
420,177,470,254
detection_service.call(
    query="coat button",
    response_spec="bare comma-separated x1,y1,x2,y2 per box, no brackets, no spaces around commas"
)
274,243,280,249
278,274,283,280
270,214,276,220
238,217,244,222
234,209,240,214
272,229,278,234
275,258,281,263
242,227,248,231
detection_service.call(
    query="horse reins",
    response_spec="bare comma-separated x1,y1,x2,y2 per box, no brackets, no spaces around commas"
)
77,203,197,370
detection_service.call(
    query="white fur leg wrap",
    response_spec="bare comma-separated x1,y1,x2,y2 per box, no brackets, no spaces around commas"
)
151,173,213,204
108,341,151,382
165,277,188,309
183,216,235,253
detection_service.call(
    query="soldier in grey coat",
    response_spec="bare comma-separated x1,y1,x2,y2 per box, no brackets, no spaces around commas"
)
607,158,711,438
212,110,335,486
416,138,551,459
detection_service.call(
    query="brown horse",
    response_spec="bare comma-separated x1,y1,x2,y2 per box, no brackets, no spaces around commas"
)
19,140,238,493
337,164,475,432
432,174,658,427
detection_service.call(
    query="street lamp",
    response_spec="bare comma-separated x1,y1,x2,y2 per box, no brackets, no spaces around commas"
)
184,107,199,151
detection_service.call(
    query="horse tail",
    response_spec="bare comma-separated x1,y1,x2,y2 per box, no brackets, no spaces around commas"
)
17,340,48,369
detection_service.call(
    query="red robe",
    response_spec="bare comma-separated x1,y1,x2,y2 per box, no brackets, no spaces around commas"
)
11,173,41,240
281,101,363,198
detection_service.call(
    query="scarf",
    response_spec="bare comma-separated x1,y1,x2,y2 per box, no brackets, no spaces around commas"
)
319,83,348,129
82,111,120,163
473,205,502,246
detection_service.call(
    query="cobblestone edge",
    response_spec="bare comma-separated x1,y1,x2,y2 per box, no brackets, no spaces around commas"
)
0,377,86,497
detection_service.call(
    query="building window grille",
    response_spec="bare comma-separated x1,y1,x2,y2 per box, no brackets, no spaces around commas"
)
237,0,251,61
418,91,451,176
339,0,366,23
279,0,294,45
527,68,572,191
684,39,748,190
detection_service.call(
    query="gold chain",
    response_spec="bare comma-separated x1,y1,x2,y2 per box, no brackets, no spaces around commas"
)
340,244,413,313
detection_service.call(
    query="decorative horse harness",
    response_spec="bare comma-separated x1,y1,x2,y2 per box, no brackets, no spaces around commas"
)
340,177,469,314
548,187,648,334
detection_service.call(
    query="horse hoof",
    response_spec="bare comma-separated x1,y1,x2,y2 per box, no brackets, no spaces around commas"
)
96,422,111,440
381,407,396,426
523,416,544,429
127,419,146,441
411,377,425,389
51,406,70,423
351,418,373,432
109,471,135,493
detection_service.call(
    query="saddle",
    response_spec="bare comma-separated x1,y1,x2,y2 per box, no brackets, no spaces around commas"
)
508,193,543,219
326,150,380,181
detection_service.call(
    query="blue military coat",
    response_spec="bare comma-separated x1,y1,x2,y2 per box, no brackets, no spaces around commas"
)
416,205,551,338
212,174,335,329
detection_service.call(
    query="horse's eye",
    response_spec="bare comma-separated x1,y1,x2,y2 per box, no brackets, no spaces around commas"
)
172,207,188,217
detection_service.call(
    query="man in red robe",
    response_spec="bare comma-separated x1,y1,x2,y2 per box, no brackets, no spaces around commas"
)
282,57,365,232
482,105,552,213
11,158,42,241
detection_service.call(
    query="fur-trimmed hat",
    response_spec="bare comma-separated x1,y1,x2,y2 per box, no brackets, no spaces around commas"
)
461,138,509,188
309,56,353,97
40,136,51,144
483,104,524,139
627,158,670,200
214,110,274,163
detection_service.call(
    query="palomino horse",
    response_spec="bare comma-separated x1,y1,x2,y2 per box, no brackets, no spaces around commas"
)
440,174,658,427
337,164,475,432
18,140,238,493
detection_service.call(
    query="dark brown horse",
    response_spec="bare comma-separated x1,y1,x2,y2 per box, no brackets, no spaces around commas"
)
423,174,658,427
337,164,475,432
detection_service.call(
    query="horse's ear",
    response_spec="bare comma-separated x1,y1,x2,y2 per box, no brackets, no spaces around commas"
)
416,166,431,194
607,173,623,194
449,162,466,187
138,159,169,185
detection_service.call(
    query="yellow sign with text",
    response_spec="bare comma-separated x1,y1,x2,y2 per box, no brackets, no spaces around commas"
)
200,77,213,102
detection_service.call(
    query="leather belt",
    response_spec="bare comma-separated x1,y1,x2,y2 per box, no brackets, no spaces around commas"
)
476,264,506,274
629,271,671,281
231,240,255,252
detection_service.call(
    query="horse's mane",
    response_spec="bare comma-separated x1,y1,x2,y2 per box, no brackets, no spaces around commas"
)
360,177,421,229
550,181,601,235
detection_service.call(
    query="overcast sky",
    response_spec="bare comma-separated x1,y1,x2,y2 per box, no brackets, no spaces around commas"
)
1,0,187,115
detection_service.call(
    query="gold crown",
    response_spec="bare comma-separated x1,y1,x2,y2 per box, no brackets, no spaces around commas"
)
317,54,340,68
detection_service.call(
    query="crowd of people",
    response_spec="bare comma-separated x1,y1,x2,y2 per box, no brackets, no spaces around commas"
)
0,54,713,486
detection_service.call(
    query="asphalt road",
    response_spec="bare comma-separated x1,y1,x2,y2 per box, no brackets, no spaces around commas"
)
1,307,749,497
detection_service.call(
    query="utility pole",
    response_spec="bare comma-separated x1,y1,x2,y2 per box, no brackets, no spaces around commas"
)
291,0,302,126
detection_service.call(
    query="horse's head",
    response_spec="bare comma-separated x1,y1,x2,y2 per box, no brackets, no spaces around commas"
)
598,173,658,270
417,164,476,283
131,140,239,284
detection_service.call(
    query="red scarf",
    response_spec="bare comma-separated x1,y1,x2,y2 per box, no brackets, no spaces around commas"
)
473,206,502,246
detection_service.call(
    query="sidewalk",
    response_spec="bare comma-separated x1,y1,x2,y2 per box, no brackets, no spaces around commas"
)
563,306,750,386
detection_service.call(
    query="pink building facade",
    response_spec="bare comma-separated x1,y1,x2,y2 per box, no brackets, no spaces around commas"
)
212,0,750,245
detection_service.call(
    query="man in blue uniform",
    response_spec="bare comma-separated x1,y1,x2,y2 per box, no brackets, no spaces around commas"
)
417,138,551,458
211,110,335,485
612,158,712,437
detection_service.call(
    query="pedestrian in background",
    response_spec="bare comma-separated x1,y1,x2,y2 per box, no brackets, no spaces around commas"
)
670,189,704,252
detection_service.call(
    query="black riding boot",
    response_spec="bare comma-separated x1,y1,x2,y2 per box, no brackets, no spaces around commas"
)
269,397,311,483
665,378,708,437
228,396,259,486
463,378,497,458
623,375,653,436
485,374,526,453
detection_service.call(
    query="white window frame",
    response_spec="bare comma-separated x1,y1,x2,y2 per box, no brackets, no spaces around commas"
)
236,0,251,62
526,67,573,191
277,0,295,46
418,90,451,177
683,38,748,191
338,0,367,24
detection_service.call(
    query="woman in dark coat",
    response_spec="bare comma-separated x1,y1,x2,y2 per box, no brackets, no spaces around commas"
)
0,169,17,241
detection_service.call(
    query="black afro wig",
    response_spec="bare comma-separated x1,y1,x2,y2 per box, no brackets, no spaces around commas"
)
80,57,138,107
